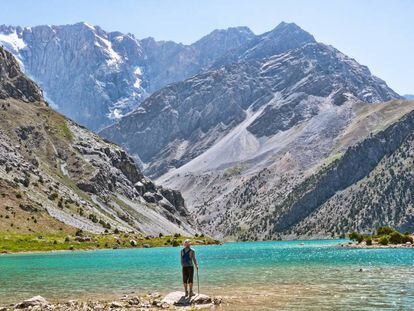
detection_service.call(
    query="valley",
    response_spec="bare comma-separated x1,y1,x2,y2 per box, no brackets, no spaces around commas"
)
1,21,413,242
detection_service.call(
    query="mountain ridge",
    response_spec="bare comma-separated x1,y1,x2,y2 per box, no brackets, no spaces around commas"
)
1,21,392,132
101,40,400,177
0,22,260,130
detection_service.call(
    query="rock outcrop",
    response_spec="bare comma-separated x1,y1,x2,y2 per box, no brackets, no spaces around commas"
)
0,47,42,102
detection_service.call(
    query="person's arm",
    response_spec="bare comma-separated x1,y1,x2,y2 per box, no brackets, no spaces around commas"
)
191,250,199,269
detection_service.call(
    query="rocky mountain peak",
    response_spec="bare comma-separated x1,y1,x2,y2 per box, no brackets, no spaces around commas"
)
267,21,314,38
240,22,316,60
192,26,255,47
0,23,148,130
0,46,43,102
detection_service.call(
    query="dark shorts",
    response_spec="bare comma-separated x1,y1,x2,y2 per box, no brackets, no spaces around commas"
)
182,266,194,284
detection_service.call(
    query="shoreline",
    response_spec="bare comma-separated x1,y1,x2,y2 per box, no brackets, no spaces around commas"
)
1,237,348,255
0,241,223,255
339,242,414,249
0,237,347,255
3,291,223,310
0,232,220,255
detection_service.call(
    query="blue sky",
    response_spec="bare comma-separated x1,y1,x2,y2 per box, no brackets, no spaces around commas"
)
2,0,413,94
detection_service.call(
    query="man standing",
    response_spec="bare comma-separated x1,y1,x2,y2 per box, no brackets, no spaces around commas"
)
181,239,199,297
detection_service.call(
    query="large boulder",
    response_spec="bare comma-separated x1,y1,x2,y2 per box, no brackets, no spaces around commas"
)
15,296,49,308
161,291,212,306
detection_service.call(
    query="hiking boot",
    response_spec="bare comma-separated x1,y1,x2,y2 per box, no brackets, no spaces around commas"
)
189,290,195,297
185,290,189,297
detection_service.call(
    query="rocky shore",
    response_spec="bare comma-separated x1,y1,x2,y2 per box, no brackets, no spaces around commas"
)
2,292,222,311
339,241,414,249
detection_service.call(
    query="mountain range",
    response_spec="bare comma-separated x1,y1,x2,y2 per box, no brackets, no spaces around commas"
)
1,21,413,240
100,23,413,239
0,22,276,130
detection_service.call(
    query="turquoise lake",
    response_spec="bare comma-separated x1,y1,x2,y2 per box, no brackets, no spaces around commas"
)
1,239,414,310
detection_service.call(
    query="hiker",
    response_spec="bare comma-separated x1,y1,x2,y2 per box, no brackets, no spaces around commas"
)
181,239,199,297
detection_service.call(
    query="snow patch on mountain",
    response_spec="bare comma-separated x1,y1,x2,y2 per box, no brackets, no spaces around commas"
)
134,67,142,88
82,22,95,30
95,35,122,66
0,31,26,53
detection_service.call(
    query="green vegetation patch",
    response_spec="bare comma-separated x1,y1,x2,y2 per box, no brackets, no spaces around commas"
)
349,226,413,246
0,232,220,253
224,165,244,177
47,113,73,141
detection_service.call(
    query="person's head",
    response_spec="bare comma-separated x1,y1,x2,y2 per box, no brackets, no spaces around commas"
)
183,239,191,248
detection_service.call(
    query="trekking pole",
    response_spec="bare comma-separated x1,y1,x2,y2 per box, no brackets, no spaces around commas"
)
196,267,200,295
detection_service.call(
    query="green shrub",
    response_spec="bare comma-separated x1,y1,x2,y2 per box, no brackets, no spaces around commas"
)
22,177,30,187
379,236,389,245
389,232,404,244
403,234,414,244
99,219,111,229
172,240,180,247
365,237,373,246
48,192,59,201
75,229,83,236
377,226,394,236
349,232,359,240
349,232,363,243
88,213,98,223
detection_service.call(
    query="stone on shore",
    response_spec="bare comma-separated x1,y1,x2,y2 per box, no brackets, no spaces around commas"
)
15,296,48,308
110,301,124,308
162,291,212,306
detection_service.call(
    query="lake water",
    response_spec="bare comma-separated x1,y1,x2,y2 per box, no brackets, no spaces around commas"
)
1,240,414,310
